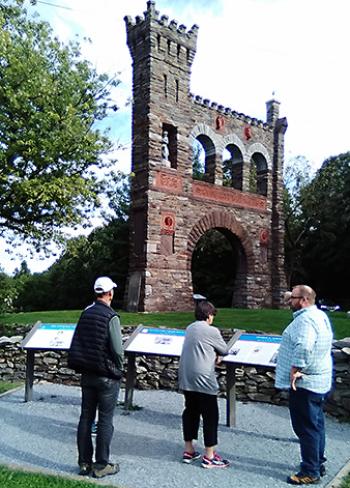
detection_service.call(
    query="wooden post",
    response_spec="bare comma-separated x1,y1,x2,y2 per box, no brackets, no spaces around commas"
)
124,352,136,409
226,363,236,427
24,349,35,402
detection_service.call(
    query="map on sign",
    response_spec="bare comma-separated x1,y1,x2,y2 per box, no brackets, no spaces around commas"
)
21,323,76,350
124,326,185,356
224,333,281,367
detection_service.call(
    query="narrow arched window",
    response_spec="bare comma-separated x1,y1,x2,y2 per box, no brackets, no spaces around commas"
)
164,74,167,98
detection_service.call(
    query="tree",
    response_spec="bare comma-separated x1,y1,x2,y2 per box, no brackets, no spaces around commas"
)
283,155,315,287
0,268,16,313
14,172,131,311
0,0,119,252
192,140,205,180
299,152,350,305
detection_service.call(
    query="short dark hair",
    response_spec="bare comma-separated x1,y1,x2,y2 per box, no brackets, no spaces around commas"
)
195,301,217,321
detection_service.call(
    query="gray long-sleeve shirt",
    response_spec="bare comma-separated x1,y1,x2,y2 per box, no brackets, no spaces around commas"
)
178,320,229,395
108,315,124,372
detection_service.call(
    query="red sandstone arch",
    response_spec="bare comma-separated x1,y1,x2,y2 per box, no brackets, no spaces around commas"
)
186,210,254,271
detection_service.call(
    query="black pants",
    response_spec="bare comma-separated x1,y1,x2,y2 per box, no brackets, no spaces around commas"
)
182,391,219,447
77,373,120,468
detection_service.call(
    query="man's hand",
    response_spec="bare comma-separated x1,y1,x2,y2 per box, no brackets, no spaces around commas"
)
290,366,303,391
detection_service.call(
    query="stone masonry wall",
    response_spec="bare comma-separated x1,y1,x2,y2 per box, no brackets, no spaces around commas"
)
1,327,350,420
124,2,287,312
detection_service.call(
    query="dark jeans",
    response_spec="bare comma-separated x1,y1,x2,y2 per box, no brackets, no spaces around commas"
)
182,391,219,447
289,388,327,477
77,373,120,468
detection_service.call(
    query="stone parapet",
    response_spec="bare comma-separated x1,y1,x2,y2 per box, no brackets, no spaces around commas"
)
2,328,348,419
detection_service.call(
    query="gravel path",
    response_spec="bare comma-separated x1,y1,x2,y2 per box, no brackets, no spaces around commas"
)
0,382,349,487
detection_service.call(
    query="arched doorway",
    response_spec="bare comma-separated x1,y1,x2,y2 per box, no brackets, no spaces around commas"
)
191,227,248,307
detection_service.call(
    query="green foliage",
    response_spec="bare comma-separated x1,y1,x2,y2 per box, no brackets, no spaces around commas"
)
222,146,243,189
14,218,129,311
299,152,350,305
340,473,350,488
283,156,315,287
192,140,205,180
0,0,119,251
13,172,130,311
222,158,233,187
0,269,17,313
283,152,350,306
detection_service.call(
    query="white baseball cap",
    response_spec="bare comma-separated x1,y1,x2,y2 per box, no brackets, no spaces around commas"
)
94,276,117,293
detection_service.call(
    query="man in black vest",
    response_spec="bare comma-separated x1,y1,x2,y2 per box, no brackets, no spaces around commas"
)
68,276,123,479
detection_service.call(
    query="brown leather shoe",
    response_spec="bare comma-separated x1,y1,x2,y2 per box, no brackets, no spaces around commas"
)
287,472,320,485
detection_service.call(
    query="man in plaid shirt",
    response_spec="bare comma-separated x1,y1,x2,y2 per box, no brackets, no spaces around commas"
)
275,285,333,485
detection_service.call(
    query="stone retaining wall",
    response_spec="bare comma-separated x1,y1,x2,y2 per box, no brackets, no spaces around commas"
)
1,327,349,419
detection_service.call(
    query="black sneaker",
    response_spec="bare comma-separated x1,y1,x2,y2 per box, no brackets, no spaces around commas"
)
182,451,201,464
287,472,320,485
92,463,119,478
78,463,91,476
320,464,326,477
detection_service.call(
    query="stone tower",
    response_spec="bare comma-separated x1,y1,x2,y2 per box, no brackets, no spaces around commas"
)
124,1,287,311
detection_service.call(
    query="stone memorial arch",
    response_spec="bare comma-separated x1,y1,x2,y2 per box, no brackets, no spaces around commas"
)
124,1,287,312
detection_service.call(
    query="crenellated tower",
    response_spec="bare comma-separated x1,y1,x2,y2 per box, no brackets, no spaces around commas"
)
124,2,287,312
124,1,199,310
124,0,198,174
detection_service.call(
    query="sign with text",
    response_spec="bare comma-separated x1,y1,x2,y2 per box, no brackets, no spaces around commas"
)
224,333,281,367
124,326,185,357
21,323,76,350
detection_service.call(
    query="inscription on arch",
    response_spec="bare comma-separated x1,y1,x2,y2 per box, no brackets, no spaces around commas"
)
192,181,267,211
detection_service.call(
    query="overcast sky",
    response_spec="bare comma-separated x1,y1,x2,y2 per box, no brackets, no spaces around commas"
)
2,0,349,274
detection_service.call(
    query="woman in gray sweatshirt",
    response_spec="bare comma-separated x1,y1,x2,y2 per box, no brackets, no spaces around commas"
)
178,301,230,469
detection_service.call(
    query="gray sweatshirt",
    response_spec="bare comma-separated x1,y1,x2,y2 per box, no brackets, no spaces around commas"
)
178,320,229,395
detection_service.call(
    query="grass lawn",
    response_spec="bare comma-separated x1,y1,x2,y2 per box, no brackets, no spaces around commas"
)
0,308,349,338
0,465,116,488
0,381,23,395
342,474,350,488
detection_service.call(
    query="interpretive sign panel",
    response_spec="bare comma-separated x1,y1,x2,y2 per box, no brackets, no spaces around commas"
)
224,333,281,367
21,323,76,350
124,326,185,357
21,322,77,402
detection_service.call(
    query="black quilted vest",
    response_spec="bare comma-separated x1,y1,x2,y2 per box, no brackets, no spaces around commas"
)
68,300,122,379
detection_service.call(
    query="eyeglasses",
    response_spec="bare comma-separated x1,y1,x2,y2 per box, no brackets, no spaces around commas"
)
290,295,303,299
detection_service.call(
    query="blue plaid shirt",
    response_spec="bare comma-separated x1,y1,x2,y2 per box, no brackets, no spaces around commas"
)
275,305,333,394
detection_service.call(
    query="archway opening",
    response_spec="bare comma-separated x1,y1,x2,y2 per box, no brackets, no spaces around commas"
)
192,135,216,183
191,228,246,307
222,144,243,190
250,152,268,196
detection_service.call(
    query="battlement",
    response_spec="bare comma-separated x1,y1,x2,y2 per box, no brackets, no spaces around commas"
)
124,1,199,52
190,93,273,130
